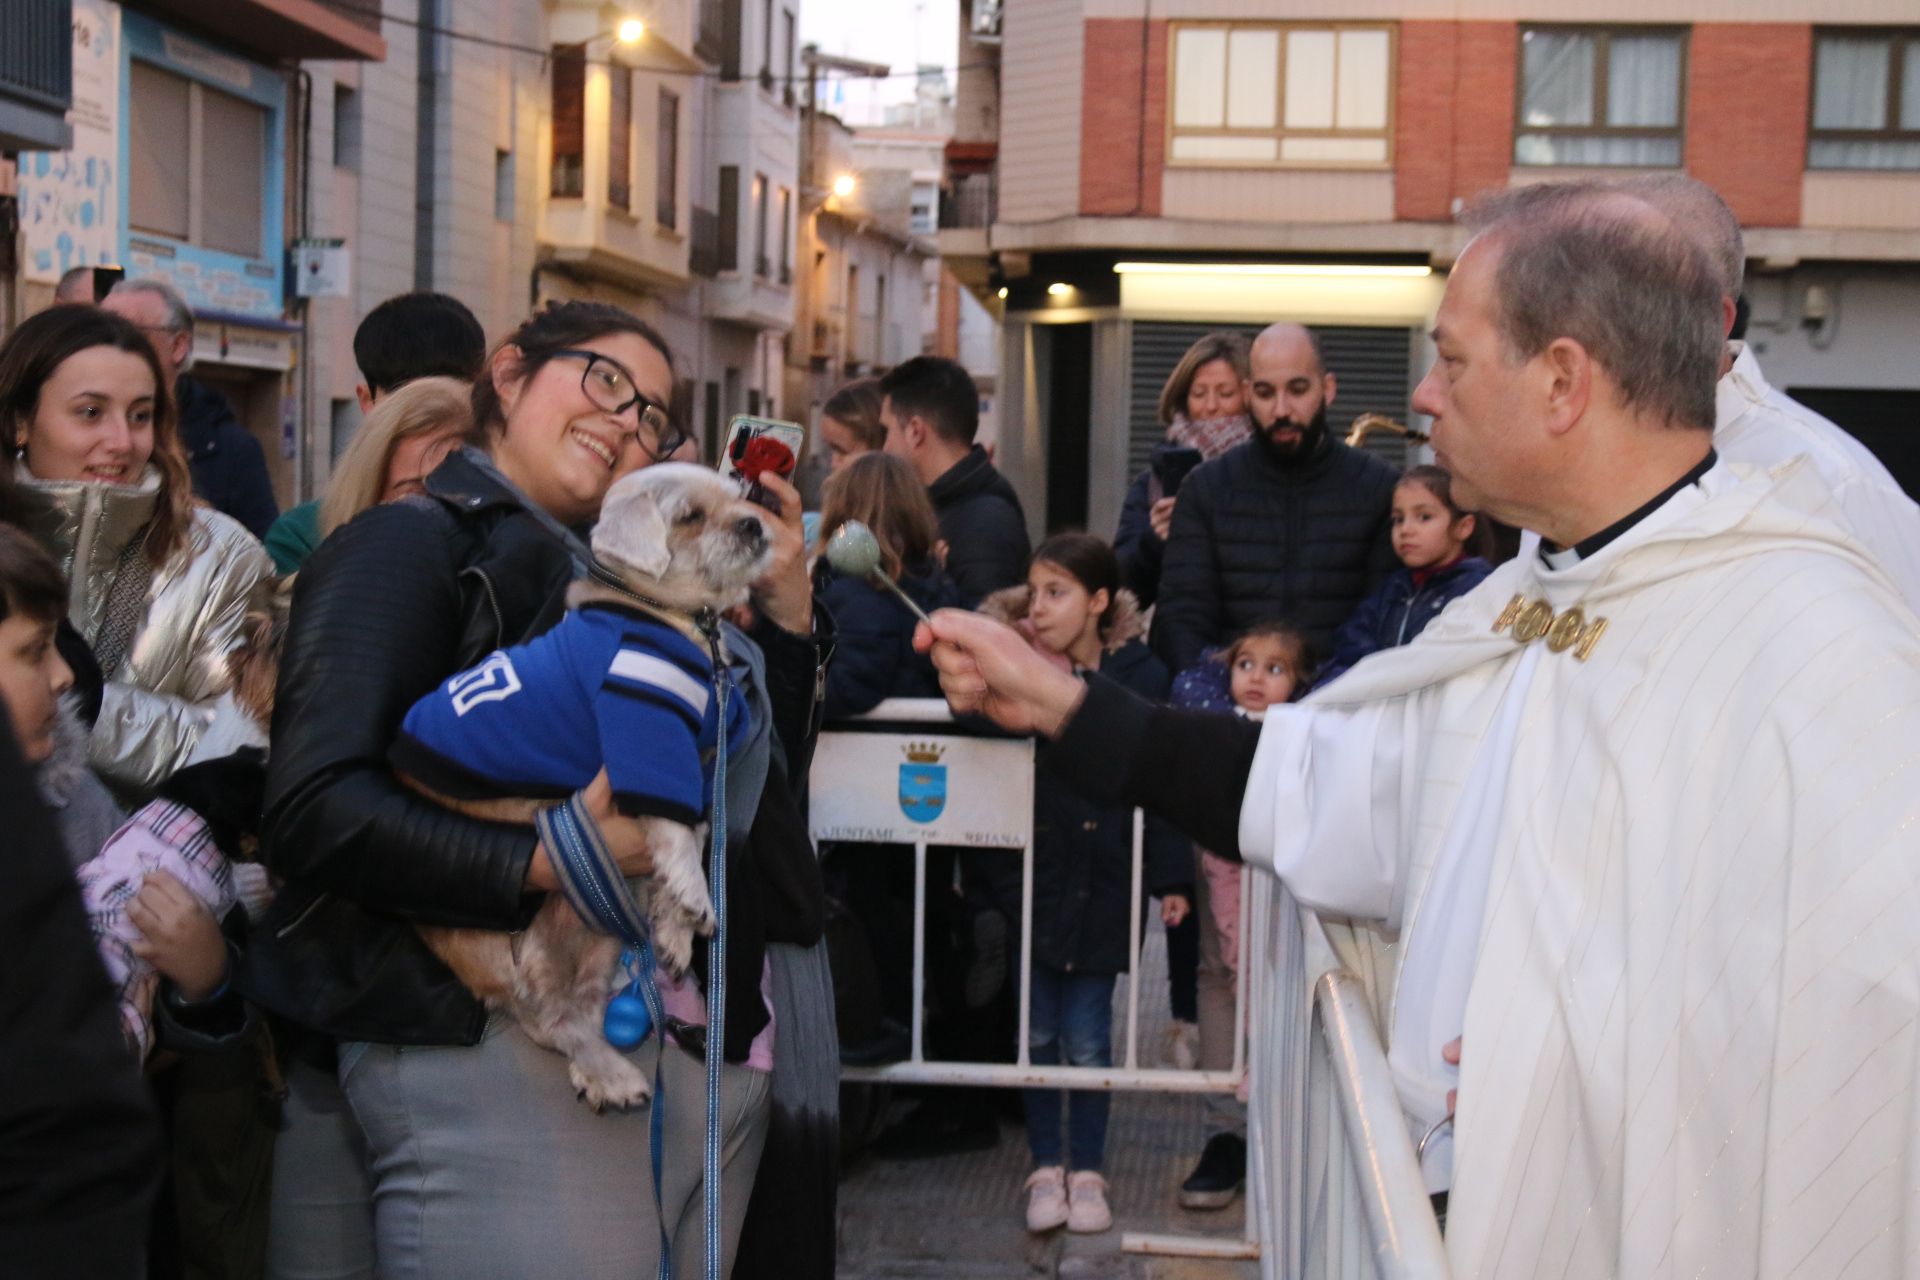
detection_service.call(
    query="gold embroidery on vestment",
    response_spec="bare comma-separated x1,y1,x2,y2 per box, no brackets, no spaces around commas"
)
1491,593,1608,661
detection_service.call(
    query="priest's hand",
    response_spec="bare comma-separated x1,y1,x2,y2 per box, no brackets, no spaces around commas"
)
913,609,1087,737
1443,1036,1462,1116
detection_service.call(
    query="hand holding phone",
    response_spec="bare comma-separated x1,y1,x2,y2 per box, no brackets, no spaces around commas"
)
719,415,807,515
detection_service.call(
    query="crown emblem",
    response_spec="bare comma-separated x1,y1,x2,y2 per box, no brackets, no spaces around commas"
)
902,741,946,763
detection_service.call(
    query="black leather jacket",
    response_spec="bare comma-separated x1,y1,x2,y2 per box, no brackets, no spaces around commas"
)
239,452,830,1053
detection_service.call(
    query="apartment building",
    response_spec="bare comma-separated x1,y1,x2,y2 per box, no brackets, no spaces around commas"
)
9,0,384,508
944,0,1920,540
784,107,934,429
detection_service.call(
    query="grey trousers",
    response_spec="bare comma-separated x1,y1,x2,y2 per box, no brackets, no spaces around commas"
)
1194,850,1248,1138
266,1057,377,1280
339,1019,771,1279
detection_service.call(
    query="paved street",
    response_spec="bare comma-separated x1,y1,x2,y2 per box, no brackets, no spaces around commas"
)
836,924,1261,1279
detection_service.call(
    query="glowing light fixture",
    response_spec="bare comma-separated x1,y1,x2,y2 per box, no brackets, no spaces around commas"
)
831,174,857,199
996,287,1008,299
1046,282,1073,297
1112,262,1433,279
616,17,646,43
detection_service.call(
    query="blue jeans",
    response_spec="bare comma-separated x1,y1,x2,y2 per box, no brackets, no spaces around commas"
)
1023,968,1116,1172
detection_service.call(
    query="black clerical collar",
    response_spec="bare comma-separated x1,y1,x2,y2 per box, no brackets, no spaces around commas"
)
1539,449,1717,567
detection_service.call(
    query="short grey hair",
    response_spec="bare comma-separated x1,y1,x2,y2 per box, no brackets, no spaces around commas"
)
1613,173,1745,299
1463,186,1722,431
107,277,194,333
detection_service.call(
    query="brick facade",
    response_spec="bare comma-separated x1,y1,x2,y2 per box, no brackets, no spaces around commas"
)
1395,22,1517,221
1686,23,1810,227
1069,15,1830,232
1079,18,1165,217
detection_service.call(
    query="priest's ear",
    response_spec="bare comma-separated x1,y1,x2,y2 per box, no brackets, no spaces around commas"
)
1539,336,1595,439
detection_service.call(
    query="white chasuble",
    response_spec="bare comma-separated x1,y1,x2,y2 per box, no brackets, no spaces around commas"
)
1238,458,1920,1279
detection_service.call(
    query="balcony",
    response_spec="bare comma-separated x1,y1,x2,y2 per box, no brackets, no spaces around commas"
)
691,206,720,277
696,0,724,63
939,171,997,230
0,0,71,152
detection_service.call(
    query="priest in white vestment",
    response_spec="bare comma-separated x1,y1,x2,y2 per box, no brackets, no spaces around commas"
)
916,190,1920,1279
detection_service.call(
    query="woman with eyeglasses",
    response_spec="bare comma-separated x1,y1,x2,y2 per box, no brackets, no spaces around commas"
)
245,302,834,1278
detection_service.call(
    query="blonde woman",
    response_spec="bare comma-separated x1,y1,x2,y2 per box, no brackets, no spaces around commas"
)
263,376,474,573
0,305,273,794
1112,332,1252,608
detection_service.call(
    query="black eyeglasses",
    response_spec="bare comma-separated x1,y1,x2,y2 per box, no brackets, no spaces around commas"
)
551,348,687,459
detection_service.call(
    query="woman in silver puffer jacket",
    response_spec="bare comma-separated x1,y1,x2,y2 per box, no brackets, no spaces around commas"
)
1,305,272,795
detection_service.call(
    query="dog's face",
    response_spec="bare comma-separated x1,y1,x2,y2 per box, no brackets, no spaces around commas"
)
591,463,775,610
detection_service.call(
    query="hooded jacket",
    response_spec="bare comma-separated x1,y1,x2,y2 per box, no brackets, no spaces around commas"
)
1316,555,1494,688
1151,433,1400,673
928,445,1031,606
18,466,273,795
977,586,1193,974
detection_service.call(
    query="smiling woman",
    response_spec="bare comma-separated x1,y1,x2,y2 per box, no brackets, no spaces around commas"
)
0,305,272,794
248,299,837,1279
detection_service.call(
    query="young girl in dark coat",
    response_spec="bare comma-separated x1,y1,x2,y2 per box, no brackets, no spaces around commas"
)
980,533,1193,1236
1317,464,1493,687
811,453,962,719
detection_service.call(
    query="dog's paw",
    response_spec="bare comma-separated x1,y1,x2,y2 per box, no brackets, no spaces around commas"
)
569,1053,653,1112
653,911,696,977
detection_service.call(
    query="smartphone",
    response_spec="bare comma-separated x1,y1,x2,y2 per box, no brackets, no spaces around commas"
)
719,415,806,514
90,265,124,302
1152,445,1205,498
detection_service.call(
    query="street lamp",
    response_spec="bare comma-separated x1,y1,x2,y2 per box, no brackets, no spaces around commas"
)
616,16,646,44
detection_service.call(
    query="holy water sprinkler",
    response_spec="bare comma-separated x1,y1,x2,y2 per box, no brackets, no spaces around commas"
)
825,520,933,625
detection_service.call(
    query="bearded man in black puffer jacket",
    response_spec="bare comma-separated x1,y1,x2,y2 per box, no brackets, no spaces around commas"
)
1152,323,1399,675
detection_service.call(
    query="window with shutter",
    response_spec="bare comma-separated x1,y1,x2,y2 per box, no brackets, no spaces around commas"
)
551,44,585,198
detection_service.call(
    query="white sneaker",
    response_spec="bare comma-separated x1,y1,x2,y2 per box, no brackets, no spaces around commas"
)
1024,1165,1069,1232
1066,1170,1113,1233
1164,1020,1201,1071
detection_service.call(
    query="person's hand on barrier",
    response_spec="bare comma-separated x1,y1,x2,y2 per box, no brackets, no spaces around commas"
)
128,870,229,1002
1149,496,1177,542
748,472,812,634
526,769,656,891
1443,1036,1462,1117
913,609,1087,736
1160,894,1191,928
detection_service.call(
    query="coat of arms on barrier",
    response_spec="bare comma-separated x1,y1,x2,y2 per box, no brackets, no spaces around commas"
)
898,742,947,823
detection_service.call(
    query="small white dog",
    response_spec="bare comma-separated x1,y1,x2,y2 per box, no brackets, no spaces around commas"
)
392,463,773,1109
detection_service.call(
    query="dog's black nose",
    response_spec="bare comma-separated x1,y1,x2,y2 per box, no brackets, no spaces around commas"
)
735,515,766,542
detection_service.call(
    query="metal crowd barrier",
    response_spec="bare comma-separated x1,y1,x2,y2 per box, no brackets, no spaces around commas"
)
811,699,1448,1276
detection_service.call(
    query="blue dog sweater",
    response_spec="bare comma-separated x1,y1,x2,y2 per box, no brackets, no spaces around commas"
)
392,601,749,824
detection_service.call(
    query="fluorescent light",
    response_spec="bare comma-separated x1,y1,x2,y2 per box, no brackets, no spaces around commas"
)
1046,282,1073,297
1112,262,1433,279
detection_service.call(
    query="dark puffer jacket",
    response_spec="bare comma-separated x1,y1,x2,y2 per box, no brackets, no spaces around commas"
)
928,445,1031,606
1316,555,1494,687
977,588,1192,975
1151,435,1399,673
814,557,963,720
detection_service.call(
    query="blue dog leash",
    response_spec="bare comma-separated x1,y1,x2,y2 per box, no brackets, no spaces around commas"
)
532,603,732,1280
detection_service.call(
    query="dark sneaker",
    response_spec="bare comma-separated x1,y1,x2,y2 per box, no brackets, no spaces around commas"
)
1178,1132,1246,1209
